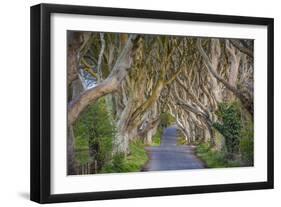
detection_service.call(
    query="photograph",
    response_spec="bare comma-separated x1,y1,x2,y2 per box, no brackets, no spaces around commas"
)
67,31,254,175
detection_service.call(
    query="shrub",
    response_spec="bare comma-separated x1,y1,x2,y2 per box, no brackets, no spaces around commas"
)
159,112,175,128
212,101,254,166
151,128,163,146
73,97,116,169
101,140,148,173
149,112,174,147
240,119,254,166
196,143,240,168
213,102,242,156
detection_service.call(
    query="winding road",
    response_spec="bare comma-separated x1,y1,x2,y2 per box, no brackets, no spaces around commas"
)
143,125,205,171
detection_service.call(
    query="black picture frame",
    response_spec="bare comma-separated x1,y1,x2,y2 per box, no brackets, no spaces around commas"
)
30,3,274,204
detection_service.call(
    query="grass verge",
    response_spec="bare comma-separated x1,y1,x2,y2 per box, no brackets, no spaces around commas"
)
177,134,188,146
101,140,148,173
151,128,163,146
196,143,240,168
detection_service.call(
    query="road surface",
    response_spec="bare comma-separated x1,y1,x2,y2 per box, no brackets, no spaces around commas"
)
143,126,205,171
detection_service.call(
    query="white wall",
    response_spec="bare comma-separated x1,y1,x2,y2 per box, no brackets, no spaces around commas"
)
0,0,279,206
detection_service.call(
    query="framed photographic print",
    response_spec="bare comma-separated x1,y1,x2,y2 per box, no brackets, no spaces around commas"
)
30,3,274,203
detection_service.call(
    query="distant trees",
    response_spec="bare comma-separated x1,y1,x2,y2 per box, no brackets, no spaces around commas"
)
67,31,254,173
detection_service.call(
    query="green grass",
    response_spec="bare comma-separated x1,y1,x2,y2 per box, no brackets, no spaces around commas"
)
125,140,149,171
101,140,148,173
177,133,188,146
196,143,240,168
151,128,163,146
240,118,254,166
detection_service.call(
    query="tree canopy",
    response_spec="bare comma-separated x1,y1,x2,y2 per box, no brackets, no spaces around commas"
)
67,31,254,174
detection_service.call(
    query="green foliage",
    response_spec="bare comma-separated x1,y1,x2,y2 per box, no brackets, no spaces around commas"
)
213,102,242,155
73,97,116,168
159,112,175,128
196,143,240,168
75,149,90,165
125,140,149,171
212,101,253,166
102,153,126,173
240,119,254,166
74,97,150,173
177,132,188,146
151,128,163,146
148,111,175,147
101,140,148,173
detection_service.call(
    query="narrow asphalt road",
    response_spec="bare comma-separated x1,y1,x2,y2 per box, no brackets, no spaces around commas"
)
143,125,205,171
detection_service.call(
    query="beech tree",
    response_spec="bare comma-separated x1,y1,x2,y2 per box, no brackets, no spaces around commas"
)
67,32,140,174
66,32,254,173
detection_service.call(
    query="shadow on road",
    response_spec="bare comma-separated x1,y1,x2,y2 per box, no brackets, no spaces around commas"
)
143,126,205,171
